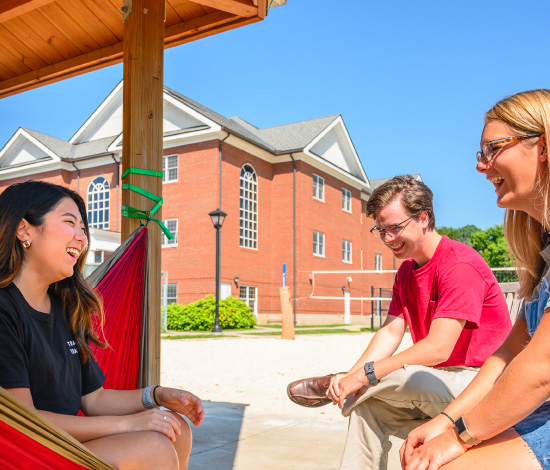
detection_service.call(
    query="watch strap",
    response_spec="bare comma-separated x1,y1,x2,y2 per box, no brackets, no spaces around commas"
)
454,416,481,446
363,361,380,384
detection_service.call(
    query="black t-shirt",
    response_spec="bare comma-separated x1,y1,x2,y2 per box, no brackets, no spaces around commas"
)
0,283,105,415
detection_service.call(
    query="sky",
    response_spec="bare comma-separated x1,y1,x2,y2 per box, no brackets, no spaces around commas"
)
1,0,548,229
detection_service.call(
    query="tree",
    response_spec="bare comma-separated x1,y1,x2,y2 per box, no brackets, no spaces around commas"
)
437,224,480,247
471,225,512,268
437,223,512,267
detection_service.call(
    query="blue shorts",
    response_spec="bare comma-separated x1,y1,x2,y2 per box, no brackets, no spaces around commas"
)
514,401,550,470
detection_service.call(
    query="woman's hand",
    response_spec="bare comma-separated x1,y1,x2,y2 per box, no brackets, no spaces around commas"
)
400,414,455,467
122,409,182,442
156,387,205,426
402,428,467,470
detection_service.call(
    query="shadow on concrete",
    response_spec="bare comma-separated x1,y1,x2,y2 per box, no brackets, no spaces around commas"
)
189,400,248,470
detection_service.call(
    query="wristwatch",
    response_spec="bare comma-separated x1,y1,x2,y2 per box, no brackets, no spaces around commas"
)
454,416,481,447
363,361,380,384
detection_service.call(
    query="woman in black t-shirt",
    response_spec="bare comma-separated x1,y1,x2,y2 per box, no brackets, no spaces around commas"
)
0,181,204,470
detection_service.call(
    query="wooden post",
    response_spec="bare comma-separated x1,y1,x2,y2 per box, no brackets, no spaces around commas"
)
280,287,295,340
122,0,164,386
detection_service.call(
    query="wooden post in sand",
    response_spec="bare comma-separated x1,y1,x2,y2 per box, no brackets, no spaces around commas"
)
280,286,295,340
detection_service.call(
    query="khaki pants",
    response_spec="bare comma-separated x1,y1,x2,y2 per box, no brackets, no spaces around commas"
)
339,364,479,470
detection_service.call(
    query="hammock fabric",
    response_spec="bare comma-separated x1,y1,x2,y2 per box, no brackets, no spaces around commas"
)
88,225,149,390
0,226,149,469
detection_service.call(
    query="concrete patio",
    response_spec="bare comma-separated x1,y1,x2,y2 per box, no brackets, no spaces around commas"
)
161,330,411,469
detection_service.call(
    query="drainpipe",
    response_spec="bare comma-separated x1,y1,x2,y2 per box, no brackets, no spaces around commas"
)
111,154,120,231
219,132,230,208
71,162,81,193
290,154,297,324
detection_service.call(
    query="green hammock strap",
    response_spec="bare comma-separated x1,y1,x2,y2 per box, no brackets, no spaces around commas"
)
121,168,173,240
121,167,164,179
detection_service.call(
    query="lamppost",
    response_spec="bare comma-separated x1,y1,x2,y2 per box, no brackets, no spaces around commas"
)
209,208,227,333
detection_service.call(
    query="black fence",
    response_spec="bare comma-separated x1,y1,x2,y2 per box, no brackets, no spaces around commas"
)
371,287,392,331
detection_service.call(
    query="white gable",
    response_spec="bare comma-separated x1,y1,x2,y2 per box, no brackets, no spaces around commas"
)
71,82,215,145
71,83,123,144
164,100,205,132
0,130,58,169
306,118,367,183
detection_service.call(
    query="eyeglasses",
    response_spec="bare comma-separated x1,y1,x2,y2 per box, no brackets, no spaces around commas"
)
370,215,418,239
476,133,542,164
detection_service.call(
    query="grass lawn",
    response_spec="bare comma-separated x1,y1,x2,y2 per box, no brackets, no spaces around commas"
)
161,325,378,339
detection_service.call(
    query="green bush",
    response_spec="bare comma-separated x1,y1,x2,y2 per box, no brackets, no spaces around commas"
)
167,295,257,331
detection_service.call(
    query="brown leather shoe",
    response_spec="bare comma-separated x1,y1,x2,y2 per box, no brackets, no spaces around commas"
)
287,374,335,407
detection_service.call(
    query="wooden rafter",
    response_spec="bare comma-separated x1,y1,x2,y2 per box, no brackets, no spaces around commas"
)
187,0,257,18
0,0,56,23
0,0,271,102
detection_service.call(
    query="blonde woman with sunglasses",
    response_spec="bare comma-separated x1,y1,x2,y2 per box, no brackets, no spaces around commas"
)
401,89,550,470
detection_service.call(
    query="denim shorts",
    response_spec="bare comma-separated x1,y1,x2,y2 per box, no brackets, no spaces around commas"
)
514,401,550,470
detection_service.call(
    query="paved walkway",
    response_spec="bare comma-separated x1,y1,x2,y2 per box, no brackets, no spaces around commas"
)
161,329,412,469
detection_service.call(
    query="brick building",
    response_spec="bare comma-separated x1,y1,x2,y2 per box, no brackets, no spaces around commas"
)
0,82,415,324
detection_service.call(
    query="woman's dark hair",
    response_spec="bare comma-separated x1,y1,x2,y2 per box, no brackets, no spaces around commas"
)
0,180,106,363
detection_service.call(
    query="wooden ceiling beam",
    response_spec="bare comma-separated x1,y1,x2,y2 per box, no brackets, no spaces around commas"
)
164,10,236,43
0,41,123,99
0,0,56,24
187,0,257,18
165,14,261,49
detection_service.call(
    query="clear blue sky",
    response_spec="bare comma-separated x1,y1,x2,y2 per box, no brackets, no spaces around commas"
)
1,0,548,229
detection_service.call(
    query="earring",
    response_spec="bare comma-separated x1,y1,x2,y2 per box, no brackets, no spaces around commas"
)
22,240,31,249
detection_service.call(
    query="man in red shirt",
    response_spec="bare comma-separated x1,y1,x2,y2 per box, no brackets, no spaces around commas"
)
288,175,511,470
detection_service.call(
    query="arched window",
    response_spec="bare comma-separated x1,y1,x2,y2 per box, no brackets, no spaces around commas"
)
240,164,258,249
87,176,110,229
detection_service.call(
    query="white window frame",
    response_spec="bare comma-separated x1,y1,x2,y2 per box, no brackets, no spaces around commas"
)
161,283,178,305
240,164,258,249
239,285,258,315
342,239,352,264
375,253,382,271
163,154,178,183
87,176,110,229
342,188,352,212
94,250,103,265
313,174,325,201
313,230,325,257
162,218,178,247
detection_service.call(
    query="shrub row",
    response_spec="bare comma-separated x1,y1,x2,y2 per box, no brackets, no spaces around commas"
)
167,295,256,331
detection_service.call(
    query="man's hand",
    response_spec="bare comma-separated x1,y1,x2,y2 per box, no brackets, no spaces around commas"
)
400,414,455,467
327,373,346,404
336,369,369,409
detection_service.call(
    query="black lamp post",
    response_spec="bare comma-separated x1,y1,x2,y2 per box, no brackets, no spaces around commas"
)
209,208,227,333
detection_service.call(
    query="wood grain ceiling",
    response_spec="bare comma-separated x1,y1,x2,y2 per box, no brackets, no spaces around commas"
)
0,0,268,98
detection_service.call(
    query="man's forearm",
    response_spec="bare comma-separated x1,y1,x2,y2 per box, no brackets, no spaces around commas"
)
348,326,404,375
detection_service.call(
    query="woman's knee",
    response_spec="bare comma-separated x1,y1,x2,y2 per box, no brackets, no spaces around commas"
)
138,431,180,470
170,411,193,468
84,431,179,470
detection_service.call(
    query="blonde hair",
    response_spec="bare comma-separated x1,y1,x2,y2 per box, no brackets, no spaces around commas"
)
485,89,550,298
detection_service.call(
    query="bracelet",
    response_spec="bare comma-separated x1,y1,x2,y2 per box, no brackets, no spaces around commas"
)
440,411,455,424
152,385,161,407
142,385,157,409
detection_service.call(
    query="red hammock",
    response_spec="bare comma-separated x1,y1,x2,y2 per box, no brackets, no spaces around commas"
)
0,226,149,469
90,226,148,390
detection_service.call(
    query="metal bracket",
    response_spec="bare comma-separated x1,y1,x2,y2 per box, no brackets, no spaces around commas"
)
121,0,132,23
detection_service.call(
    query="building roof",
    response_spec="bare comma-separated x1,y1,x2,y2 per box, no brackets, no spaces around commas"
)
368,174,423,192
166,87,340,154
23,128,117,160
